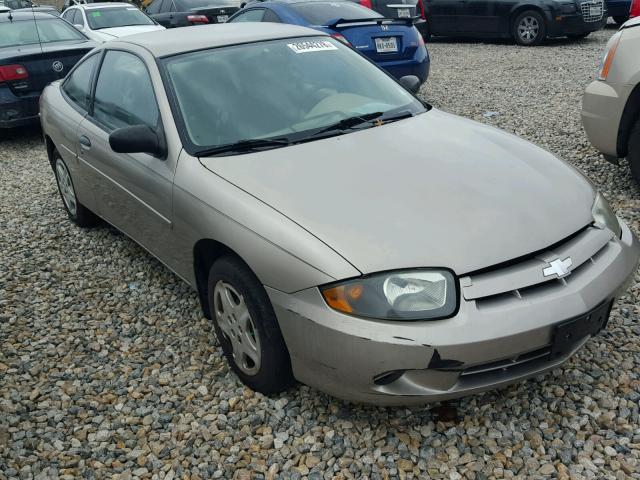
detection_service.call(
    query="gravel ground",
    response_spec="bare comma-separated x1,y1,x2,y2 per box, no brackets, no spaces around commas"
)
2,25,640,480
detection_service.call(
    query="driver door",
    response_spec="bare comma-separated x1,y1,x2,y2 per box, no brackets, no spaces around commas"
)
77,49,174,257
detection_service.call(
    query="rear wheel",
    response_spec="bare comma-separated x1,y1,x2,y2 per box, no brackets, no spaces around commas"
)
513,10,546,46
53,151,100,227
614,15,629,26
207,256,294,394
627,119,640,184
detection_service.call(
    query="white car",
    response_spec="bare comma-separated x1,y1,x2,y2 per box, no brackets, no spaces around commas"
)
61,2,164,42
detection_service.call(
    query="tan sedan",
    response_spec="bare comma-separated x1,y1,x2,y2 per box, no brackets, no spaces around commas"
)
582,18,640,183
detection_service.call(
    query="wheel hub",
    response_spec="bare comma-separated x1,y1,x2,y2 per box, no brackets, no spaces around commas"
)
213,281,261,375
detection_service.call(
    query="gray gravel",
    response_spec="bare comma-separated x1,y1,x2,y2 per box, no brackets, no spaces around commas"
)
2,26,640,480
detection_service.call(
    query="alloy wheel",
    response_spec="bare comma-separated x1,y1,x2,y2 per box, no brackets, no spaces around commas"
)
55,158,77,216
517,16,539,43
213,281,261,375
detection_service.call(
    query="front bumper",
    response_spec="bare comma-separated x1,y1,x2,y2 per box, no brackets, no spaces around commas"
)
582,80,632,159
268,222,639,405
0,87,40,129
380,50,430,84
546,10,607,37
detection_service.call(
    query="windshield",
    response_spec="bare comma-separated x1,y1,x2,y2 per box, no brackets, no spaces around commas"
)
86,7,154,29
0,18,86,47
291,2,380,25
163,37,424,154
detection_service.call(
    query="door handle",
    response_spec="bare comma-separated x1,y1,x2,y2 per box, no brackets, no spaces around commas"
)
79,135,91,150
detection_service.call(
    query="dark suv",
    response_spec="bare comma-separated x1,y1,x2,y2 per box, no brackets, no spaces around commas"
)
425,0,607,45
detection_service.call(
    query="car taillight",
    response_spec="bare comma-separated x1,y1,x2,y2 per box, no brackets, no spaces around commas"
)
331,33,351,45
0,64,28,83
631,0,640,18
359,0,372,8
187,14,209,23
417,0,426,19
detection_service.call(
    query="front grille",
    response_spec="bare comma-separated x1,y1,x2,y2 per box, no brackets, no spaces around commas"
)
460,346,551,377
581,0,604,22
462,225,616,308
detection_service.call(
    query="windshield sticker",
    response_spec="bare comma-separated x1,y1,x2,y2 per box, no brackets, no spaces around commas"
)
287,41,338,53
91,11,101,16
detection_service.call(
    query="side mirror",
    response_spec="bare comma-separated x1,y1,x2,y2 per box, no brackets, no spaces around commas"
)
399,75,421,94
109,125,164,157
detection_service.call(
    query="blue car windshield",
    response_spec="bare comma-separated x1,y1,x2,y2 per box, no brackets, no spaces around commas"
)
290,1,381,25
0,18,85,47
163,36,424,152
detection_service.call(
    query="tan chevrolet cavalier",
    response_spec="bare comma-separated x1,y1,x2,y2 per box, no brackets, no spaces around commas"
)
40,24,639,405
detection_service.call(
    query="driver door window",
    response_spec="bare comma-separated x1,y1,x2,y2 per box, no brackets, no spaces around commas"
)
92,50,159,131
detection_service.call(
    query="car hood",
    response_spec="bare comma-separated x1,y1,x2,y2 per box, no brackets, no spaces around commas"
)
91,24,164,39
200,109,595,276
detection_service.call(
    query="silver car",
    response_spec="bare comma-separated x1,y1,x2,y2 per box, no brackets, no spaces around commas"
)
40,24,640,405
582,17,640,184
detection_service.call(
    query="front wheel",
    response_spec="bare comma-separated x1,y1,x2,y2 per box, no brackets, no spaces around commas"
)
513,10,546,46
207,256,294,394
627,119,640,185
53,152,100,227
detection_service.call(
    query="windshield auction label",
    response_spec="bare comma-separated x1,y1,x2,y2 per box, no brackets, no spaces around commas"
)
287,41,338,53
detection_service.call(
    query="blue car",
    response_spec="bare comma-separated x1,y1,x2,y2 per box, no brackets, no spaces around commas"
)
228,0,429,84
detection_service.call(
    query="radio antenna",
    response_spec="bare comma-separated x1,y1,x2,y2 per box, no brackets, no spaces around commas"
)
31,1,44,52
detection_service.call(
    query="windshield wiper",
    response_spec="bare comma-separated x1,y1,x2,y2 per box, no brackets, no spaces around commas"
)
379,110,415,123
195,137,291,157
311,112,384,137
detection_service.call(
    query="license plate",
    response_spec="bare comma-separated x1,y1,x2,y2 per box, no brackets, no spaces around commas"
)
375,36,398,53
551,301,612,358
589,5,601,15
217,14,228,22
397,8,410,17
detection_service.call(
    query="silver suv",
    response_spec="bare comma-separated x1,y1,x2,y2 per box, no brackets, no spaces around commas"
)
582,18,640,183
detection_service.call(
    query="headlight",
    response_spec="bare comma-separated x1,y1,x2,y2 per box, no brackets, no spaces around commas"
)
597,31,621,81
320,269,458,320
592,192,621,238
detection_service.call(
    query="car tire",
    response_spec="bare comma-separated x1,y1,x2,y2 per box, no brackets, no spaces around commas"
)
614,15,629,26
53,151,100,228
513,10,546,46
627,119,640,185
207,255,294,394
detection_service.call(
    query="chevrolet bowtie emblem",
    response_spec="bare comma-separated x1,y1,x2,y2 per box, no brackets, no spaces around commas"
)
543,257,572,278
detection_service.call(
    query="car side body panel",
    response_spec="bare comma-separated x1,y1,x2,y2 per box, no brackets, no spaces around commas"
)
169,151,362,292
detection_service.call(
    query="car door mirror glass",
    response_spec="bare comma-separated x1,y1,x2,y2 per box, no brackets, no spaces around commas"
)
109,125,164,157
399,75,420,93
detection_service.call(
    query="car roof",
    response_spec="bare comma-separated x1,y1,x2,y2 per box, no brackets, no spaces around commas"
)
115,22,325,57
0,10,60,20
253,0,351,4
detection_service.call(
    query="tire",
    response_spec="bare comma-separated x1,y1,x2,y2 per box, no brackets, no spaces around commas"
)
614,15,629,26
207,255,294,394
513,10,546,46
53,151,100,227
627,119,640,185
567,32,590,39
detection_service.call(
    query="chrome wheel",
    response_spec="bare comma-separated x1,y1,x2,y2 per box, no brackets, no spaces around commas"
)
213,281,261,375
517,16,539,43
55,158,77,216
